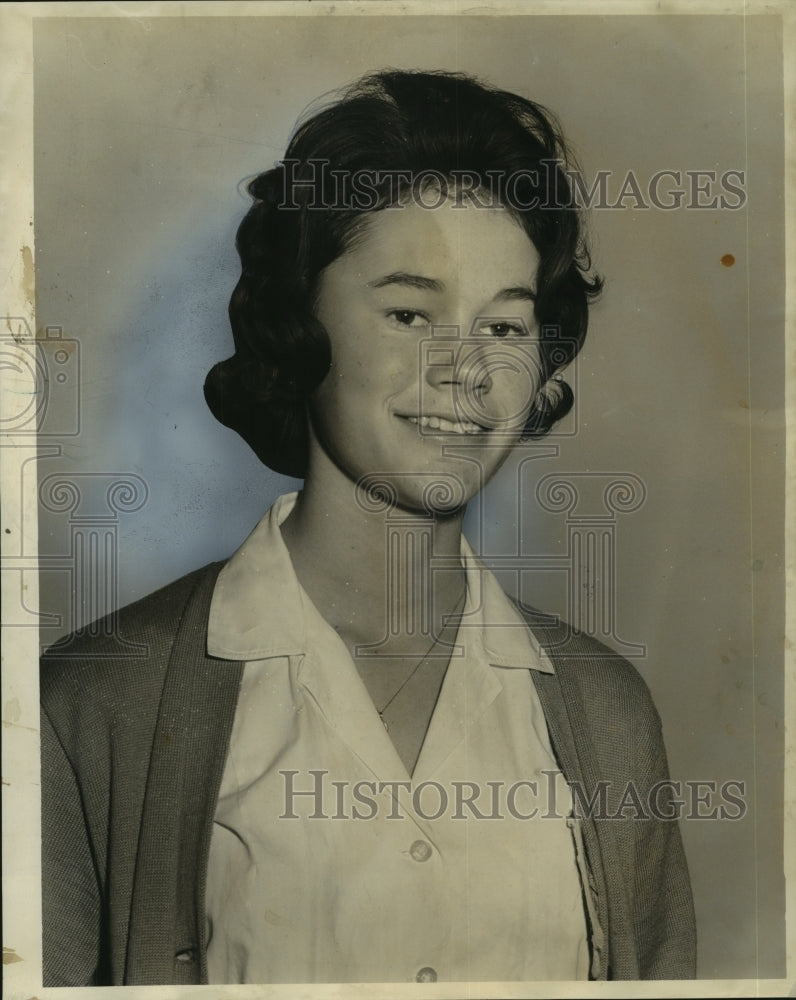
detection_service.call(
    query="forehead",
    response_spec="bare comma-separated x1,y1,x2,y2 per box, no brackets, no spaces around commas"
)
335,200,540,289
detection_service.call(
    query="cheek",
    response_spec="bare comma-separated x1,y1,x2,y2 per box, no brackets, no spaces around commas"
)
309,356,381,427
487,359,542,424
324,337,412,401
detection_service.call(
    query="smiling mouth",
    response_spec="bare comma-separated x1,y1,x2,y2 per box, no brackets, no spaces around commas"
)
402,414,489,435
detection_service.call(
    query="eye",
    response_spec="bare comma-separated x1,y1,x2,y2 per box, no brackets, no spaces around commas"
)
479,320,528,339
386,309,430,329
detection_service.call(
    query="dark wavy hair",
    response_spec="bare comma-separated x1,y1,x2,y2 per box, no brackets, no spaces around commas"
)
205,69,603,478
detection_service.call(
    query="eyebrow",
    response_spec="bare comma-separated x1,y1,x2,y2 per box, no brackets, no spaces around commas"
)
368,273,537,302
368,272,444,292
494,285,537,303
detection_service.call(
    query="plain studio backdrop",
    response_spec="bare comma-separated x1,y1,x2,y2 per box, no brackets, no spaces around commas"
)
32,11,785,982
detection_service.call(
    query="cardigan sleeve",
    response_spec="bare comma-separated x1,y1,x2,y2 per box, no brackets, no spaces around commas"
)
39,561,228,987
527,619,697,980
41,706,103,986
627,684,697,979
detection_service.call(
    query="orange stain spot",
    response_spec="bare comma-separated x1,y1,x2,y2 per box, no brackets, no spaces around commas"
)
721,254,735,267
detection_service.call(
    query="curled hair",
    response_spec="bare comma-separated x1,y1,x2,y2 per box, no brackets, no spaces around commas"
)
205,69,603,477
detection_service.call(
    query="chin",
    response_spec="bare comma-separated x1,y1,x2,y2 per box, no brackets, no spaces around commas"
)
354,468,475,517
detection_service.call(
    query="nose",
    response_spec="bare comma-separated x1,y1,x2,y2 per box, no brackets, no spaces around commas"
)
422,320,544,431
423,324,493,395
422,323,498,430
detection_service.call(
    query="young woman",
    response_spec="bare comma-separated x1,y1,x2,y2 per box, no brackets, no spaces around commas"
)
41,69,696,985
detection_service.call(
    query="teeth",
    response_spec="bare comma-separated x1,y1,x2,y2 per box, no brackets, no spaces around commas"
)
406,415,485,435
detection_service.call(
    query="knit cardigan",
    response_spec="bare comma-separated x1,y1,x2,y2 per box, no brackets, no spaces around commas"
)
41,561,696,985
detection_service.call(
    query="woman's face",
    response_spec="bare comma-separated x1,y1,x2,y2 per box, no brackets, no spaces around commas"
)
309,197,544,513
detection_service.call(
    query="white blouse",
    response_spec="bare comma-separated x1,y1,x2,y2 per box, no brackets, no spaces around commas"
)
204,493,590,984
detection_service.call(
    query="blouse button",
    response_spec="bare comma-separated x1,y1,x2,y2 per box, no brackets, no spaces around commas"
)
416,966,438,982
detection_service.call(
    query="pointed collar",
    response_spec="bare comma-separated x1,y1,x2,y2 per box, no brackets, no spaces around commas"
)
459,535,555,674
207,493,307,660
208,492,554,675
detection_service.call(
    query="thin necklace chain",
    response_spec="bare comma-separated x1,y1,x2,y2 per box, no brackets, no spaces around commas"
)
375,591,465,717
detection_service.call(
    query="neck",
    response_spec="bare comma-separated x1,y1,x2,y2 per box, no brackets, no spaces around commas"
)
280,450,467,655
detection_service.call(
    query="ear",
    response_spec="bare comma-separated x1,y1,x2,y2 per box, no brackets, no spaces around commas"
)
535,371,567,408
